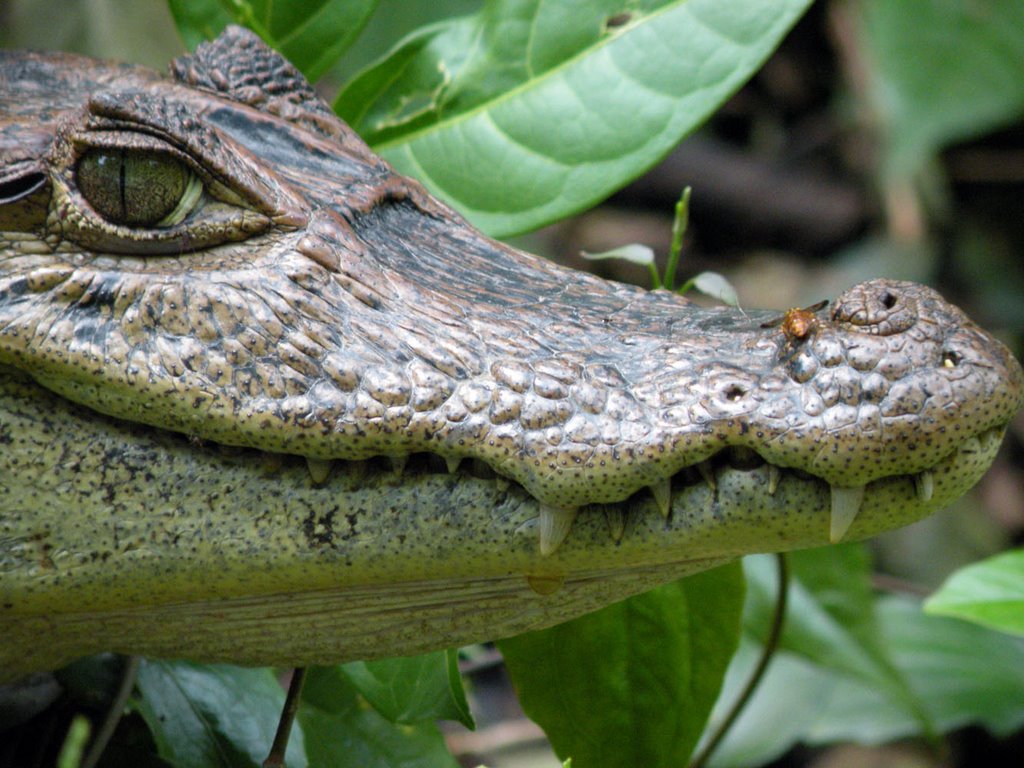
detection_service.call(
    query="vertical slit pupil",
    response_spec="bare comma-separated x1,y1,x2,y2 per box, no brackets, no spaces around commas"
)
118,149,127,219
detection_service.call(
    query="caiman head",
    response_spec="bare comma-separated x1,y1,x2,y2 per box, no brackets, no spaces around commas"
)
0,27,1021,675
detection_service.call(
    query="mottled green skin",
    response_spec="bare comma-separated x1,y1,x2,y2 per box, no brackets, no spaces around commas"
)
0,29,1021,681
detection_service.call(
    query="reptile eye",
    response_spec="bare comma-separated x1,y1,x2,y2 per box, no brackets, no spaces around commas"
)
54,130,276,256
76,149,201,227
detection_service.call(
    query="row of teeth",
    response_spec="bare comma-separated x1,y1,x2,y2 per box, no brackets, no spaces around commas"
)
539,468,937,557
290,447,943,557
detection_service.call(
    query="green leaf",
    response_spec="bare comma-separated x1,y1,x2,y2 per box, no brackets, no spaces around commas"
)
704,549,934,764
168,0,380,80
924,549,1024,637
786,545,882,651
859,0,1024,176
743,550,932,735
808,596,1024,743
499,563,745,768
57,716,90,768
707,576,1024,766
337,0,814,236
131,661,306,768
341,649,474,728
700,638,827,767
581,243,656,266
298,667,459,768
702,550,895,768
679,271,739,307
167,0,233,50
582,244,660,288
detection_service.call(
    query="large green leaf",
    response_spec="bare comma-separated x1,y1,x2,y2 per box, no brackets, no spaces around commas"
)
742,550,932,735
168,0,380,80
336,0,814,236
498,563,745,768
707,572,1024,766
341,649,474,727
924,549,1024,637
131,661,306,768
859,0,1024,176
130,660,465,767
812,596,1024,742
297,667,459,768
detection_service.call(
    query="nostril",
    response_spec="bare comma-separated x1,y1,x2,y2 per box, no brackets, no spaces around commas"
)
942,350,962,368
832,282,917,335
724,384,746,401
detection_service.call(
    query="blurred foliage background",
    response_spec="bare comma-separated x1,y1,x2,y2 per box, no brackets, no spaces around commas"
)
2,0,1023,766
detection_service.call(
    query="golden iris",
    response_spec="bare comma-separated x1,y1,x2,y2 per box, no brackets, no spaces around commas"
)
76,149,196,227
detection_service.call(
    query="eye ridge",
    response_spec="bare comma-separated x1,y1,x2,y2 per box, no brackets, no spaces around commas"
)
76,147,200,228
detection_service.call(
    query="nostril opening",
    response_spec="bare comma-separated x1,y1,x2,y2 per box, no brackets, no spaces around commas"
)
881,291,897,309
724,384,747,401
942,350,962,368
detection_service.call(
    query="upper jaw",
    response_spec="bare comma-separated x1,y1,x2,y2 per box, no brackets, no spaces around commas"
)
2,116,1021,521
3,221,1019,559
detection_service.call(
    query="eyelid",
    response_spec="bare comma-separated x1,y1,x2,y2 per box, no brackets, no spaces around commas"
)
44,90,306,255
70,130,249,209
51,174,272,256
49,133,273,256
82,90,305,225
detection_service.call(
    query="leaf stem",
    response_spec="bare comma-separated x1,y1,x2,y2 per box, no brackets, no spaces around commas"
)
663,186,692,291
676,277,696,296
263,667,308,768
81,655,140,768
649,261,664,290
689,554,789,768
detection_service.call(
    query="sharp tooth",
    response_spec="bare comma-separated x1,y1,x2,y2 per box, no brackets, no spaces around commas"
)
604,507,626,542
697,461,717,491
539,505,578,556
914,471,934,502
305,457,333,485
649,478,671,518
445,456,462,474
767,465,781,495
829,485,865,543
388,455,407,474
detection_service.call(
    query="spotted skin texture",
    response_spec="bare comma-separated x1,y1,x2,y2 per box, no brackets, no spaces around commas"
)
0,28,1022,678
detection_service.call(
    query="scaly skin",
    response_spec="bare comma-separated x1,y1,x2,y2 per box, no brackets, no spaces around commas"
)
0,28,1021,681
